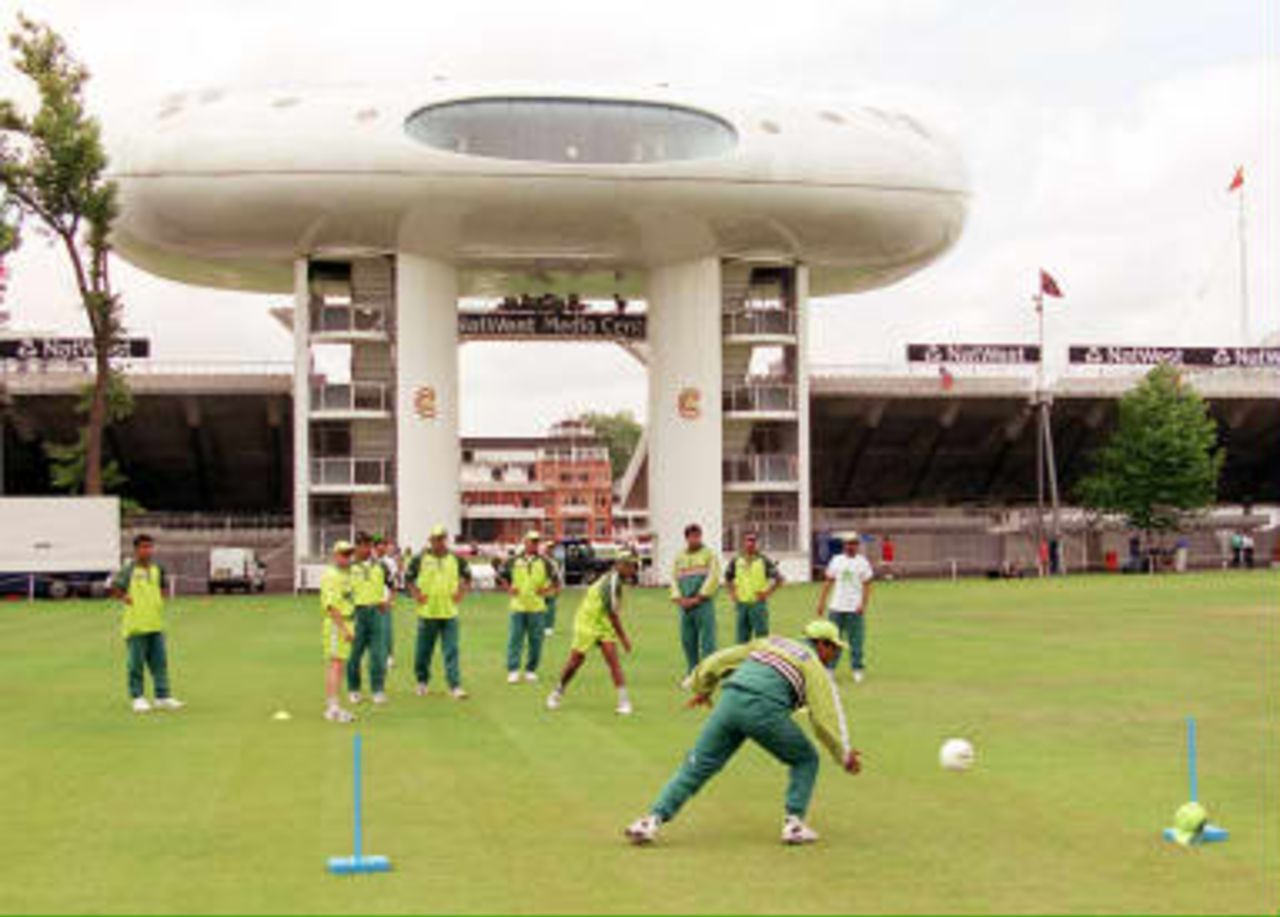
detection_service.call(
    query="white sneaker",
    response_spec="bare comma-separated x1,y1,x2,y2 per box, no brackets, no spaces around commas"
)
546,690,563,710
386,656,396,669
523,671,539,683
616,699,634,716
853,670,865,684
348,691,363,704
782,815,820,845
680,675,694,691
131,697,152,714
544,628,554,637
625,814,662,845
415,682,429,697
372,692,388,705
324,706,356,723
507,671,521,685
153,697,185,711
451,687,469,700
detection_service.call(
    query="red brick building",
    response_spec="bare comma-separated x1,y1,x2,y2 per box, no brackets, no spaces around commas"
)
460,419,613,546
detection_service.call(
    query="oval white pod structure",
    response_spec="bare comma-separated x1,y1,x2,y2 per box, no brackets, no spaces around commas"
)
940,737,976,771
108,82,968,296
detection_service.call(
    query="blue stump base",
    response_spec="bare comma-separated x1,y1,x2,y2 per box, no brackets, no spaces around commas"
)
327,854,391,874
1162,824,1230,845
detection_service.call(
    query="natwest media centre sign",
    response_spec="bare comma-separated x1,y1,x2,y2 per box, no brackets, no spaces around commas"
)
1069,345,1280,369
458,311,646,341
906,343,1040,365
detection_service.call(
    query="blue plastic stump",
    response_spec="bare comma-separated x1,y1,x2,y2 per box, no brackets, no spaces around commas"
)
1163,717,1229,845
327,733,392,874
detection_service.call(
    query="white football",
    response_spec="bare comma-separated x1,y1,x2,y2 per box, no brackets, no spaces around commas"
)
939,737,975,771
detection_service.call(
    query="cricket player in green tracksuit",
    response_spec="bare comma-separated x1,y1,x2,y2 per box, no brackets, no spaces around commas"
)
625,620,862,846
500,531,559,683
546,552,639,715
321,540,357,723
346,531,391,704
670,522,722,684
725,531,785,643
111,533,184,713
408,525,472,700
542,552,563,637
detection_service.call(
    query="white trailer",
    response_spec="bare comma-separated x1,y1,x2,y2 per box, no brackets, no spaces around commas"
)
0,497,121,598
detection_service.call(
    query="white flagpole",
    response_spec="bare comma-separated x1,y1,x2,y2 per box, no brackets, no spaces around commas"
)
1237,179,1249,345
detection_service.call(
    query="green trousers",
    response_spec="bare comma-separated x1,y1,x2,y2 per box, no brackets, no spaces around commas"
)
544,595,558,632
652,686,820,820
830,611,865,670
415,617,461,689
507,612,546,673
346,606,390,693
735,601,770,643
126,632,172,700
680,600,718,673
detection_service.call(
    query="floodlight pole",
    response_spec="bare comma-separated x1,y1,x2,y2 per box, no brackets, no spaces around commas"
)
1237,183,1249,345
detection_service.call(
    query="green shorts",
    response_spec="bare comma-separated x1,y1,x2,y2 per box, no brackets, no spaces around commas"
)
324,617,353,661
571,615,618,654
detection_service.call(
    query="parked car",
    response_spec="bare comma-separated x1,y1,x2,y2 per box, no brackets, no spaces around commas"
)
552,538,615,586
208,547,267,594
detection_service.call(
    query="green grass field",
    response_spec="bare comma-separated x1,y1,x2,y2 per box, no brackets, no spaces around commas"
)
1,572,1276,915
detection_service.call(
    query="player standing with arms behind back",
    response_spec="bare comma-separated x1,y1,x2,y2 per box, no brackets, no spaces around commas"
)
816,531,874,682
111,533,184,713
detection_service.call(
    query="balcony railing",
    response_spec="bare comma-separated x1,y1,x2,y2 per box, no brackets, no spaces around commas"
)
723,453,800,484
310,381,393,413
723,309,796,338
723,382,797,414
310,456,394,488
310,303,390,336
724,521,799,553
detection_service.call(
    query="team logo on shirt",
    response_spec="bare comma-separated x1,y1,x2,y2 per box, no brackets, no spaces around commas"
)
414,385,437,420
677,387,701,420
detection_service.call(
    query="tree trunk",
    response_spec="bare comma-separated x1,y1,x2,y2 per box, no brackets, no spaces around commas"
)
83,342,110,495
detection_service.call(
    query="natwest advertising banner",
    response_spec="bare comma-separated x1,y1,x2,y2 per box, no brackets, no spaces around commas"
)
1068,345,1280,369
906,342,1040,365
0,336,150,361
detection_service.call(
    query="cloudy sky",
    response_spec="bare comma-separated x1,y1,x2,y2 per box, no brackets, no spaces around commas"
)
1,0,1274,433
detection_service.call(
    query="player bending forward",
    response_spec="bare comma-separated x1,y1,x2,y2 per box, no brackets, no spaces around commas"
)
625,620,862,846
546,551,639,715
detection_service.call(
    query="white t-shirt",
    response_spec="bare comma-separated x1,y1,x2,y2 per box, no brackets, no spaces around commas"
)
825,553,874,613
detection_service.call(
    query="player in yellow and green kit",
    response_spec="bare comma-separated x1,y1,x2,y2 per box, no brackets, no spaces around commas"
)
499,530,559,684
346,531,391,705
321,540,357,723
625,620,862,846
407,525,472,700
111,533,184,714
670,522,722,687
725,531,785,643
545,551,638,715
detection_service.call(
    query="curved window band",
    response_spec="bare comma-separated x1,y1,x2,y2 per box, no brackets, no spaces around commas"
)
404,97,737,164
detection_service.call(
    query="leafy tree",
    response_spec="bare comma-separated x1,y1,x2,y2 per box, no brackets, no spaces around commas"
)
1076,364,1222,540
44,371,133,499
0,14,126,495
580,410,643,482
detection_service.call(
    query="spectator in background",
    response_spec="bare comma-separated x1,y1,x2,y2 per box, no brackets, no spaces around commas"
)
1242,532,1255,569
614,294,628,315
1229,531,1243,568
880,534,896,581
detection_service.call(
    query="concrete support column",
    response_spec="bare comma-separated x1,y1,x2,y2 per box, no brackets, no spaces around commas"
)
795,263,813,580
291,258,311,572
646,256,722,579
396,253,460,551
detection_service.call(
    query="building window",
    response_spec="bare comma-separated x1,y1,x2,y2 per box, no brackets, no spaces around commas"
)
404,97,738,164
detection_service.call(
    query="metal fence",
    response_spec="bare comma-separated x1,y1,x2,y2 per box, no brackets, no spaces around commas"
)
310,381,393,413
723,453,799,484
722,382,797,413
723,309,796,337
309,457,394,487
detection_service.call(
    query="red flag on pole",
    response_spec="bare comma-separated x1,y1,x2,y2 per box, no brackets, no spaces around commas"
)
1228,166,1244,192
1039,269,1063,298
939,365,955,391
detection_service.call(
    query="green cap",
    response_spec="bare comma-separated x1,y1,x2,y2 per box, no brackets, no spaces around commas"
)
1172,801,1208,846
333,540,355,555
429,524,448,539
525,530,542,541
804,619,848,648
